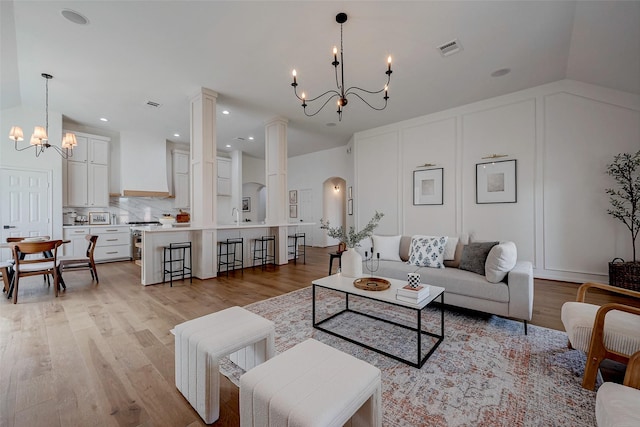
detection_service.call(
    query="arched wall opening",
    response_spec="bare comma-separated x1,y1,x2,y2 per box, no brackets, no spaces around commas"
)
321,176,346,247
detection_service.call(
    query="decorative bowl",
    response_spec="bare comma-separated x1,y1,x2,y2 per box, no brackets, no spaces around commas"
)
159,217,176,228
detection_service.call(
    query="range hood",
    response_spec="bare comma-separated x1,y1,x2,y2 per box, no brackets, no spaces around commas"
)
119,130,170,197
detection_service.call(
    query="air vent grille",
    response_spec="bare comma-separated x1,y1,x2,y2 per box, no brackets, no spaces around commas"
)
437,39,462,57
145,101,161,108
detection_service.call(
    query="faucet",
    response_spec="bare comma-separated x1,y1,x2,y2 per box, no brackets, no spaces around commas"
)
232,207,240,225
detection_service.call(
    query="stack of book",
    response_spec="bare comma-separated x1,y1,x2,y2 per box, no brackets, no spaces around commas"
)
396,284,430,303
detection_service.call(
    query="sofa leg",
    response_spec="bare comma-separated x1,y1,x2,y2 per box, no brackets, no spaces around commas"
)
524,320,528,335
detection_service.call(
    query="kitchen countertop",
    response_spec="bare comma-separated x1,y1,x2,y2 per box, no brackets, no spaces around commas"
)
130,222,314,232
63,224,131,228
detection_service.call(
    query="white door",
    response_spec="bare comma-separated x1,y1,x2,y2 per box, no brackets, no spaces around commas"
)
298,188,314,246
0,168,51,260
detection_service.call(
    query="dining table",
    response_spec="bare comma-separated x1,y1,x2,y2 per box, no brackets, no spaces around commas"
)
0,239,71,297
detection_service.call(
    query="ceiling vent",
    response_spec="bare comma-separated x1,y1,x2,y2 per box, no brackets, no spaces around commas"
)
145,100,161,108
437,39,462,57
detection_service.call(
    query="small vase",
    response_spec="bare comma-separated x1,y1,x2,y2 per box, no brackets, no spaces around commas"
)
341,248,363,278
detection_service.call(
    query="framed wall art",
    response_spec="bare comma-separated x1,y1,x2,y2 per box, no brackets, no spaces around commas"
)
242,197,251,212
289,190,298,204
347,186,352,199
476,159,517,204
89,212,110,225
413,168,443,205
289,204,298,218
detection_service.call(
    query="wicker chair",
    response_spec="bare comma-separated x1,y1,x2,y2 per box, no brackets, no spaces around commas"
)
561,282,640,390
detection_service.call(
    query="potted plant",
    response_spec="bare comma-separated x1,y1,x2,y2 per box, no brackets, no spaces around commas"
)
320,211,384,277
606,150,640,289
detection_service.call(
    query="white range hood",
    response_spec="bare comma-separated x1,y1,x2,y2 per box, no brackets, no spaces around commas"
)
120,130,170,197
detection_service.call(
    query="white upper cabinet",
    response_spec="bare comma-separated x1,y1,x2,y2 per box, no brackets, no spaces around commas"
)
217,157,231,196
64,131,110,207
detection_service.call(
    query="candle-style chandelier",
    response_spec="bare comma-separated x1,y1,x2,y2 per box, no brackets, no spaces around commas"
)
291,12,393,121
8,73,77,158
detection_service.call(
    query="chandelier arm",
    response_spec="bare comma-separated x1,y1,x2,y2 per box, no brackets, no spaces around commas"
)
347,92,389,111
345,86,385,95
47,143,72,159
294,86,341,104
303,94,340,117
14,142,34,152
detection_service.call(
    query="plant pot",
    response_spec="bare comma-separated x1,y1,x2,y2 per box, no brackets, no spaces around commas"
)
608,258,640,291
341,248,363,278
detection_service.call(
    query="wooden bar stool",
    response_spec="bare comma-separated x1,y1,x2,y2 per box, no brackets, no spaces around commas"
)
162,242,192,286
287,232,306,264
217,237,244,277
252,235,275,270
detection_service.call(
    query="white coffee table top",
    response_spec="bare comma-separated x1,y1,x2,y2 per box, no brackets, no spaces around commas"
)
312,274,444,310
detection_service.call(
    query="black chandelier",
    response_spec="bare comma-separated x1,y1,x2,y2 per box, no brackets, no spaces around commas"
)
291,12,392,121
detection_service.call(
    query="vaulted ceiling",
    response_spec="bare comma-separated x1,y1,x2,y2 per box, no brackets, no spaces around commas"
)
2,1,638,158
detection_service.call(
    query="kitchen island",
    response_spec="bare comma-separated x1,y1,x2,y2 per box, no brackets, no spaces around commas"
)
133,223,313,285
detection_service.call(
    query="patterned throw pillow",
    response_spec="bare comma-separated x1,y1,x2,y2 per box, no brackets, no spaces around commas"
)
407,236,448,268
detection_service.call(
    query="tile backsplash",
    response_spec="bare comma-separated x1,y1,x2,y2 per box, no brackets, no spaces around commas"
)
64,197,188,225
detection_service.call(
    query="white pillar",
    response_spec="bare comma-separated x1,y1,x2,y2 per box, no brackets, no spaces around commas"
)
190,88,218,278
264,116,289,264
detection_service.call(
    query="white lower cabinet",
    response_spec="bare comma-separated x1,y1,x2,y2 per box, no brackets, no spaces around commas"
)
63,225,131,262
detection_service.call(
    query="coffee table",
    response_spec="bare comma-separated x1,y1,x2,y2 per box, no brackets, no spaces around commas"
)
312,274,444,368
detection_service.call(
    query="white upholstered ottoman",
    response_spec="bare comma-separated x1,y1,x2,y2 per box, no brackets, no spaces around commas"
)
240,338,382,427
173,306,275,424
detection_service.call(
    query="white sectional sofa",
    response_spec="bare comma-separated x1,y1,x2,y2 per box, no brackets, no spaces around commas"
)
359,235,534,333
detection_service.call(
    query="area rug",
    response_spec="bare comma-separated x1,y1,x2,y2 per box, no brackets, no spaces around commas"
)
219,287,597,426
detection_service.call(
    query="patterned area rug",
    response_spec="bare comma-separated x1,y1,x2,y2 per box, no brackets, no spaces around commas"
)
219,287,597,426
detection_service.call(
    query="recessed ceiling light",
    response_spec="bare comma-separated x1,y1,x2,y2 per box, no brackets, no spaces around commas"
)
225,144,231,148
61,9,89,25
491,68,511,77
99,117,108,122
248,136,254,141
326,122,337,127
173,133,180,137
222,110,230,115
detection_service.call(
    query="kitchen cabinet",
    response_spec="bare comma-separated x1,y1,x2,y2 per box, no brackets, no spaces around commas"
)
217,157,231,196
63,225,131,262
173,149,190,208
64,132,110,207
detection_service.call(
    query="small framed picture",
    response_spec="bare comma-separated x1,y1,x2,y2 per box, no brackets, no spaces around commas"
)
413,168,444,205
476,159,517,204
289,204,298,218
89,212,110,225
242,197,251,212
348,199,353,215
289,190,298,204
347,186,353,199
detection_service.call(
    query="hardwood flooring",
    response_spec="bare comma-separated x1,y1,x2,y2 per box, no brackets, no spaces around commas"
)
0,246,636,426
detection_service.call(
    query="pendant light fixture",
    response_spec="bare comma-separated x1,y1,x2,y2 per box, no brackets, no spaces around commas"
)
8,73,77,158
291,12,393,121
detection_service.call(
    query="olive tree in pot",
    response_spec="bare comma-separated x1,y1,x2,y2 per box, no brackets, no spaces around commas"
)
606,150,640,288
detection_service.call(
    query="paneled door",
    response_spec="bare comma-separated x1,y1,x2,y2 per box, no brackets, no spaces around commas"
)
0,168,51,260
298,188,314,246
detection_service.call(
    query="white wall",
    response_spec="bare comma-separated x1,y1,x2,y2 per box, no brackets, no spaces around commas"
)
0,106,63,239
352,79,640,283
120,130,169,193
288,145,352,246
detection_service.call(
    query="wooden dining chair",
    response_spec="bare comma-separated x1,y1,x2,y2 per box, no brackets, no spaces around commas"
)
5,236,52,284
57,235,99,283
9,240,63,304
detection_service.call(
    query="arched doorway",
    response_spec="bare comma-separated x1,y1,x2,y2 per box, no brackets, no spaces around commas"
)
321,177,346,247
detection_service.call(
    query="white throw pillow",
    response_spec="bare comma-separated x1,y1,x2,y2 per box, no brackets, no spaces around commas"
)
371,235,402,261
414,235,458,260
485,241,518,283
354,236,372,258
407,236,447,268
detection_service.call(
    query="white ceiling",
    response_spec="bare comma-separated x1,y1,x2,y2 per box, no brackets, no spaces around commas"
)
2,1,638,159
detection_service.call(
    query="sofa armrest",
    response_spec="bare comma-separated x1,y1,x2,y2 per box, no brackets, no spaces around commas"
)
507,261,534,321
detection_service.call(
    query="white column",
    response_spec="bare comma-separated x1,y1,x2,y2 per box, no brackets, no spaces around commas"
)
264,116,289,264
231,149,243,220
190,88,218,278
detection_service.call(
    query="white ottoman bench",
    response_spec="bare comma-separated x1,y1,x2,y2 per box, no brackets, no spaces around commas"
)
240,338,382,427
173,306,275,424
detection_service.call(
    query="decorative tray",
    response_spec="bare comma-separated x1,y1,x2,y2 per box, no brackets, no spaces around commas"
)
353,277,391,291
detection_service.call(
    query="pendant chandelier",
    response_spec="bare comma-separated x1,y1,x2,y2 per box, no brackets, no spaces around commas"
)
291,12,393,121
8,73,77,158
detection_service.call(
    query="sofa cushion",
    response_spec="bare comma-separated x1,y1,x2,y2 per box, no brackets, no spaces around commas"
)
372,235,402,261
408,236,447,269
459,241,498,276
375,260,421,279
416,266,509,302
354,237,372,259
485,241,518,283
444,240,464,268
399,236,412,262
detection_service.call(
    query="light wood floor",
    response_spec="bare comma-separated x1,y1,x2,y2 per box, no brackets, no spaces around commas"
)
1,247,636,426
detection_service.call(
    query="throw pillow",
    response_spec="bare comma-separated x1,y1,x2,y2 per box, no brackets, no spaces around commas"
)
399,235,412,262
414,235,458,260
459,241,499,276
444,240,464,268
407,236,448,268
371,235,402,261
354,236,372,259
485,241,518,283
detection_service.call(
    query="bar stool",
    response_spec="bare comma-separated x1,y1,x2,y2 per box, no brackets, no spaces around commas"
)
287,232,306,264
162,242,192,287
252,235,275,270
218,237,244,277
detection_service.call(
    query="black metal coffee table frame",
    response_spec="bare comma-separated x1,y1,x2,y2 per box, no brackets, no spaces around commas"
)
312,282,444,368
